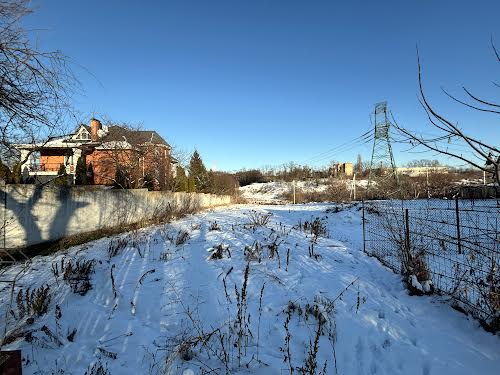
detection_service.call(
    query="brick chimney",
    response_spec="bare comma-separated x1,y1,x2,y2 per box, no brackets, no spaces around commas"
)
90,118,102,141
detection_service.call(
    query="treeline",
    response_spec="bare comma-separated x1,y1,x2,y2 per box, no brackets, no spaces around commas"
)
173,150,238,195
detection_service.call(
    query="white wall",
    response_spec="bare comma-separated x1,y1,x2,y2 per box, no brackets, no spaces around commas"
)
1,185,231,248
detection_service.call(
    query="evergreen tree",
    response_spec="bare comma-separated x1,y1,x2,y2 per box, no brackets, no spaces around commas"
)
174,165,188,192
187,176,196,193
86,163,94,184
188,150,209,192
75,156,87,185
54,164,68,186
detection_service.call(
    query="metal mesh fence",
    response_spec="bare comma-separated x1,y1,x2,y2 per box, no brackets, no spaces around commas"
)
363,198,499,324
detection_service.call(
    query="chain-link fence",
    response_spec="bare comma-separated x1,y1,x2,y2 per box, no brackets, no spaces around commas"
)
362,198,499,326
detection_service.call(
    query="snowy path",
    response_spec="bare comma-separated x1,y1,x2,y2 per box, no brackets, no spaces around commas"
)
0,203,498,374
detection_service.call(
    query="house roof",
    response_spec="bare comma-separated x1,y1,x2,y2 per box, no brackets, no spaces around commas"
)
101,126,170,148
14,124,170,150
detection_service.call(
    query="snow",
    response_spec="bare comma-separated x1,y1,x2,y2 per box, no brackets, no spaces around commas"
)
409,275,423,292
0,203,498,374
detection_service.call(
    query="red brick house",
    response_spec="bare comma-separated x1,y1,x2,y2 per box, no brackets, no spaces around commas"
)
15,119,177,189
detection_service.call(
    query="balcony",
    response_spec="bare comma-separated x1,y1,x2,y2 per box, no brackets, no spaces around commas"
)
27,163,75,175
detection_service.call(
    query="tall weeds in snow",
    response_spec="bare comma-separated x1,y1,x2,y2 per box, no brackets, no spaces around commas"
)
247,210,272,227
16,285,51,318
234,262,251,366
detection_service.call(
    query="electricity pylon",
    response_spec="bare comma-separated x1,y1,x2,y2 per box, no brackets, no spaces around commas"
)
367,101,400,197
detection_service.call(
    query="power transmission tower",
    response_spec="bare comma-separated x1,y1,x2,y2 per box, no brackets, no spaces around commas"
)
367,101,399,197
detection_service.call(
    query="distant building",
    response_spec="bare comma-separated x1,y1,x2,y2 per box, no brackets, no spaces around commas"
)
14,118,178,189
331,162,353,177
396,166,448,177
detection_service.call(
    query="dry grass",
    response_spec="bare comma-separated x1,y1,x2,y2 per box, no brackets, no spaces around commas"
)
16,285,51,318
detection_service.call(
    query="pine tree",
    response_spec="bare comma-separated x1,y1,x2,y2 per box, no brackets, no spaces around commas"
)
187,176,196,193
54,164,68,186
75,156,87,185
189,150,209,192
86,163,94,185
175,165,188,192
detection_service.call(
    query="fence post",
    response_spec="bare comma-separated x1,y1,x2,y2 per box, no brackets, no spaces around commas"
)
404,208,411,271
455,197,462,254
362,200,366,254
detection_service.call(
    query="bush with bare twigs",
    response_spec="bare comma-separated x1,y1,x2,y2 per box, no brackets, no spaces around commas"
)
248,210,272,227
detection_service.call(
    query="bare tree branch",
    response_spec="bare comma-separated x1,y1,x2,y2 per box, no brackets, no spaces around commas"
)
392,45,499,185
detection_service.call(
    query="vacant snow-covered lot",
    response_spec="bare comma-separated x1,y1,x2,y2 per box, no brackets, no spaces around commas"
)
1,203,499,374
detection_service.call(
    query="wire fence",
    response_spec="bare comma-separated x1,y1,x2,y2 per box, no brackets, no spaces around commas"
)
362,198,500,326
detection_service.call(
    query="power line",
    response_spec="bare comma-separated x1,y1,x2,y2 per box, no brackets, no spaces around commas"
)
301,128,373,165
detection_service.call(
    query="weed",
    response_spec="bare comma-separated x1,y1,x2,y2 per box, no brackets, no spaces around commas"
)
175,230,190,246
84,361,110,375
256,283,266,361
234,263,251,366
108,237,129,258
58,259,95,295
286,248,291,271
209,244,231,260
110,264,117,299
303,217,328,239
16,285,51,318
280,302,294,374
248,210,272,227
209,221,221,231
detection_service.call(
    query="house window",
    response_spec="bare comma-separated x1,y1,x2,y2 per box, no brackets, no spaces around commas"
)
76,130,90,140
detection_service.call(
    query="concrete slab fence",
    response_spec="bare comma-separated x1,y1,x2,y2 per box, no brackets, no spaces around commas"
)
1,185,232,249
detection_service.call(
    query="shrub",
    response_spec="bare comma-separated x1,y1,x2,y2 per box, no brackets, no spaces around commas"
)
303,217,328,238
248,210,272,227
75,156,87,185
54,164,68,186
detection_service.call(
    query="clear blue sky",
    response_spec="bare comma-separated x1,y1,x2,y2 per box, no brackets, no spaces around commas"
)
27,0,499,171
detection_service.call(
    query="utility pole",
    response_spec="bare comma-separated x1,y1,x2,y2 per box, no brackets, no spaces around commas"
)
293,180,296,204
367,101,400,197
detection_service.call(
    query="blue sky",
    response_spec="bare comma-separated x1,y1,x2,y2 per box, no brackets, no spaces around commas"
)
27,0,499,171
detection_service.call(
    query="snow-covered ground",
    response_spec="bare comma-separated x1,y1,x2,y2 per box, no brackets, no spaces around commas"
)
239,180,370,204
1,203,499,374
239,181,330,203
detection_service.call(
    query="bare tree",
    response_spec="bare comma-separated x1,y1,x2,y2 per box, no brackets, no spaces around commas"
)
0,0,77,163
393,42,499,185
